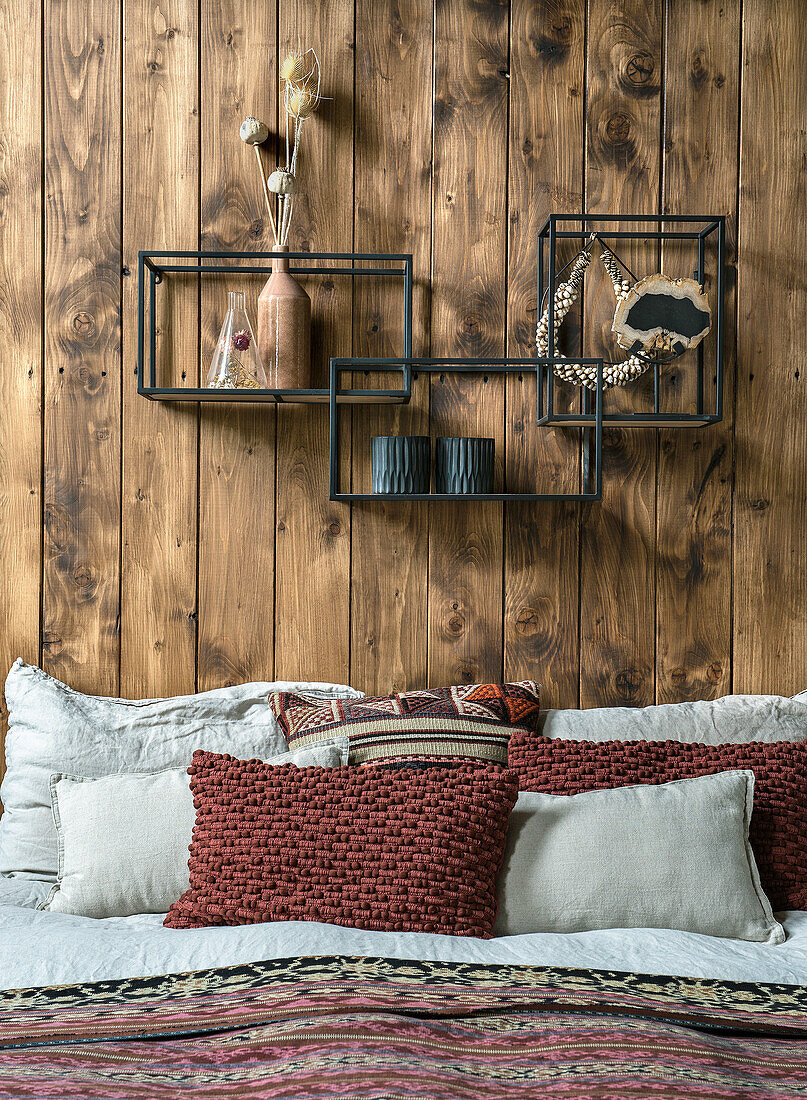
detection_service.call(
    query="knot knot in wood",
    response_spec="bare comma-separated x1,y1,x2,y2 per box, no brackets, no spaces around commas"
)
515,606,540,636
605,113,632,145
72,562,96,591
615,667,646,701
72,311,96,337
446,610,465,637
42,631,62,653
624,52,654,85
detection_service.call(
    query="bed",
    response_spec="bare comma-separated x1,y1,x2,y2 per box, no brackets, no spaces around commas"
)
2,666,807,1097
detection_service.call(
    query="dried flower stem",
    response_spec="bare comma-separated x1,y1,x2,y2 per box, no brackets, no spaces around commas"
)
253,146,279,245
275,46,323,247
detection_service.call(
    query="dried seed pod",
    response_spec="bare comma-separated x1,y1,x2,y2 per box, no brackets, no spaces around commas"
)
239,116,269,145
267,169,296,195
280,52,307,83
287,87,320,120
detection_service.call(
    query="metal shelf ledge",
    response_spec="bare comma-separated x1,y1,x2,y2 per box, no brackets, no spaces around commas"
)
139,387,410,405
540,412,720,428
331,491,602,502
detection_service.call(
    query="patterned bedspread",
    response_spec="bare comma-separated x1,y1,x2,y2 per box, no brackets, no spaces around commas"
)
1,955,807,1098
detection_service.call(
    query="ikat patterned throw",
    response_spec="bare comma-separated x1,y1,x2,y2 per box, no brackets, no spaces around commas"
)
3,955,807,1098
268,680,541,765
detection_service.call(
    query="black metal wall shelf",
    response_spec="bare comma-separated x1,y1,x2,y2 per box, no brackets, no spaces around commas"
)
140,386,410,406
328,357,604,503
136,250,413,404
537,214,725,428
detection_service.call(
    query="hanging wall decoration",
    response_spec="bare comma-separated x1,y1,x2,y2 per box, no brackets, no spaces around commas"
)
611,273,711,355
536,234,712,392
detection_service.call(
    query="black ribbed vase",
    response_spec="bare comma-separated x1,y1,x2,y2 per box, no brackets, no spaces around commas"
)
371,435,430,494
435,436,495,495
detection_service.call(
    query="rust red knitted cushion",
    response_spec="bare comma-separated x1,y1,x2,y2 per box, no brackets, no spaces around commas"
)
164,752,519,936
508,732,807,911
268,681,541,766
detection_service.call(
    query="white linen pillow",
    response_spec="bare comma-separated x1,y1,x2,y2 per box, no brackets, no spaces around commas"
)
45,738,348,918
0,660,363,882
538,693,807,744
494,771,784,944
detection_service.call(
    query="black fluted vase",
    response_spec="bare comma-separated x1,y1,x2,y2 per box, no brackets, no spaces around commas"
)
435,437,495,495
371,436,430,495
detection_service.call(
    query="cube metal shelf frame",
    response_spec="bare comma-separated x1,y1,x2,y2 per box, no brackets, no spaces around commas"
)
537,214,725,428
136,250,413,405
329,356,604,502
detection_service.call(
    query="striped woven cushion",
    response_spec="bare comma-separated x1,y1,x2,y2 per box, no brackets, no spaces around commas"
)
268,681,541,766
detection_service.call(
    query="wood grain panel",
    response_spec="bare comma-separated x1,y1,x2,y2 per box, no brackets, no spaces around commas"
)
734,0,807,695
656,0,739,702
273,0,354,684
43,0,121,694
197,0,277,690
349,0,432,695
429,0,508,687
3,0,807,741
504,0,585,705
579,0,662,707
0,0,42,778
120,0,199,697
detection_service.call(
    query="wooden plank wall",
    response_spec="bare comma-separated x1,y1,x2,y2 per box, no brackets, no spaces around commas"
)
1,0,806,757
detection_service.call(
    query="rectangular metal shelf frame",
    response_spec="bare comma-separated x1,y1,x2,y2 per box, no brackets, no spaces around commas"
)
537,214,725,428
329,357,604,502
136,250,413,404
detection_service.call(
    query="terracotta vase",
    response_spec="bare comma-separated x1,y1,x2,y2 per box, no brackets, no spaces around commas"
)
257,246,311,389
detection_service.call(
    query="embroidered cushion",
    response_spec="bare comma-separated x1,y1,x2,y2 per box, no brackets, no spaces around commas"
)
164,753,519,937
508,732,807,911
268,681,541,766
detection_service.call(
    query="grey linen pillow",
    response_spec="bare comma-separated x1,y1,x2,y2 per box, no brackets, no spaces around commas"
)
45,738,349,918
0,660,363,882
538,694,807,744
494,771,784,944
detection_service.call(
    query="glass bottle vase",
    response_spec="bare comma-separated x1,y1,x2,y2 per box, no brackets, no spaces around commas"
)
206,291,267,389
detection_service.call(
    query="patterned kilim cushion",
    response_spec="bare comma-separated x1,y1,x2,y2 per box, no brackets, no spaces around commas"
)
268,681,541,766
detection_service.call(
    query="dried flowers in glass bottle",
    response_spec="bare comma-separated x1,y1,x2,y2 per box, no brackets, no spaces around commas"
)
206,291,267,389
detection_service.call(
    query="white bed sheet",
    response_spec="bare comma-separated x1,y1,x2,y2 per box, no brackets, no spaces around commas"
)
2,893,807,990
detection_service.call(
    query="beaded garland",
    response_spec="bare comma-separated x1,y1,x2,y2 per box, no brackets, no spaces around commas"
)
165,753,519,937
536,241,677,390
508,732,807,911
